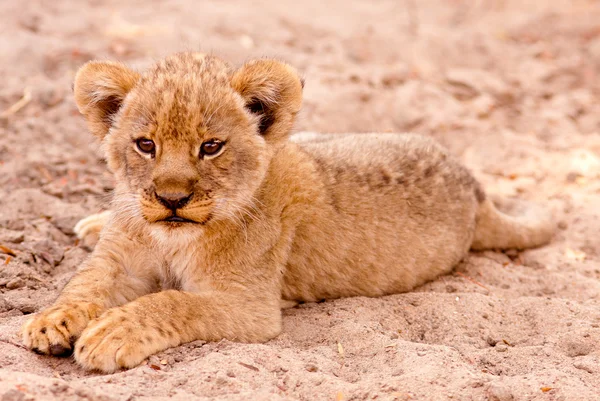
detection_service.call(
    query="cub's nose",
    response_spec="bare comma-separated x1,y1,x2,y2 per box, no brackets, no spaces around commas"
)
155,191,193,210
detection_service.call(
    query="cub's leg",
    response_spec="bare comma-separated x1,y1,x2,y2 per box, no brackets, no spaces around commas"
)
74,290,281,372
22,234,156,356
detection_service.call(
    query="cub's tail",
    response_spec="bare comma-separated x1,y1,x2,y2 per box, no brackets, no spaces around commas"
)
471,195,555,250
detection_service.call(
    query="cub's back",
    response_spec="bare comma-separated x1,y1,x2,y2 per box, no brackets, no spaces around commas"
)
279,133,482,301
293,133,482,218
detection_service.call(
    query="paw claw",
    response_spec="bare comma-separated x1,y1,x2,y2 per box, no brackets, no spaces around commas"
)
21,302,100,358
49,344,72,357
75,308,165,372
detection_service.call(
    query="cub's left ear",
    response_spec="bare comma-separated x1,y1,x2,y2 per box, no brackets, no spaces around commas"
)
73,61,140,140
231,59,303,142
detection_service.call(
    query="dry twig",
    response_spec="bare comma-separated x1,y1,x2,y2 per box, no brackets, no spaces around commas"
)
455,271,490,291
0,245,17,257
1,87,32,118
0,338,27,350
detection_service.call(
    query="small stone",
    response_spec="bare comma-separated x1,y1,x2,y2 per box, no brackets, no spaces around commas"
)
472,94,496,118
381,70,407,88
74,388,94,398
566,172,580,183
496,344,508,352
2,231,24,244
51,217,80,236
486,336,499,347
487,383,514,401
6,278,25,289
305,363,318,372
573,360,595,373
30,240,64,267
216,373,229,385
417,350,427,357
226,370,236,378
4,220,25,231
0,297,12,313
18,300,35,314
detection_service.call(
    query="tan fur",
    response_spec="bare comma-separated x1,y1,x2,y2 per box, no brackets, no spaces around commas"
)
22,53,555,372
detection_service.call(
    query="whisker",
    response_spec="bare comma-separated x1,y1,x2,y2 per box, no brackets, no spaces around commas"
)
204,102,226,126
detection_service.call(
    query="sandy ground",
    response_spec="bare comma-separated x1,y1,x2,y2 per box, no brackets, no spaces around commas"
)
1,0,600,400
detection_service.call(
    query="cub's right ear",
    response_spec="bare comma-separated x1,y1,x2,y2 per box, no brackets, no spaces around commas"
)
73,61,140,140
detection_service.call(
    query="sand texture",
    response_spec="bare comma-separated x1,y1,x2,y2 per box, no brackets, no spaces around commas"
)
1,1,600,400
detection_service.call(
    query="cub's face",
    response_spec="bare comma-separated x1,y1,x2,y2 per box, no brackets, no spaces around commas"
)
73,53,302,232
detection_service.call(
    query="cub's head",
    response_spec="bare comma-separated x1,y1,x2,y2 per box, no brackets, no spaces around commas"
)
73,53,303,234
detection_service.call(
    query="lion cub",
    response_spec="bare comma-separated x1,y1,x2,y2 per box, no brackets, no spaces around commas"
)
22,53,554,372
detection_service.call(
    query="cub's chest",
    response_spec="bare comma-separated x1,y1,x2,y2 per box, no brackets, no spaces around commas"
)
158,247,212,293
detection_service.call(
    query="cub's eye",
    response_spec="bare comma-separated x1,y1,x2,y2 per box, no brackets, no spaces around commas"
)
136,138,155,155
200,139,224,158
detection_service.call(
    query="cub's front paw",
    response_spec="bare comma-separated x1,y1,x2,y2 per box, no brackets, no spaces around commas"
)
22,302,102,356
74,308,171,373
